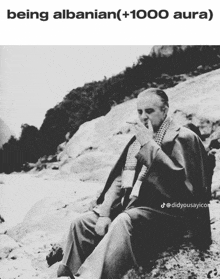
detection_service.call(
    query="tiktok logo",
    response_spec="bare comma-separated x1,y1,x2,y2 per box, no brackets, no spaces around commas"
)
161,203,165,208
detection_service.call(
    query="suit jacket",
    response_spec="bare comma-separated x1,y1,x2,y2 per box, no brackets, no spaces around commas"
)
95,120,212,246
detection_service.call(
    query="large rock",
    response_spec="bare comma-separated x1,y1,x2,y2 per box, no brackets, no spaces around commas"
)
61,100,137,161
7,183,102,244
59,69,220,185
167,68,220,120
59,99,137,180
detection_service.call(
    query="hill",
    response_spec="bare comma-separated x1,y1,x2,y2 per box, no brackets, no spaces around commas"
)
39,45,220,156
57,68,220,183
2,45,220,174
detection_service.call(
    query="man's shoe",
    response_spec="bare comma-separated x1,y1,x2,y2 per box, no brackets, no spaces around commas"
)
57,264,74,279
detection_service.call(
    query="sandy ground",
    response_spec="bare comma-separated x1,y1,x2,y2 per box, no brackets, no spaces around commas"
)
0,171,103,279
0,171,101,227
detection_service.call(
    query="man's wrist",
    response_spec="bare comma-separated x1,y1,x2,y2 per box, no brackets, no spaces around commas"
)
140,142,148,148
140,139,152,147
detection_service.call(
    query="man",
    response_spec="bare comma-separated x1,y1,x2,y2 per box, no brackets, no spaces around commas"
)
57,88,212,279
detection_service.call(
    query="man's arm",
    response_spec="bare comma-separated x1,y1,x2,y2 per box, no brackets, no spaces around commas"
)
136,128,208,202
94,176,122,217
94,176,122,236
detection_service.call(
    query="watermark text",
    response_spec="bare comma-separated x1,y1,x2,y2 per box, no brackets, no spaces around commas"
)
161,202,209,209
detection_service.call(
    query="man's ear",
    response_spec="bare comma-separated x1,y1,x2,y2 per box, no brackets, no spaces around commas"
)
162,105,169,114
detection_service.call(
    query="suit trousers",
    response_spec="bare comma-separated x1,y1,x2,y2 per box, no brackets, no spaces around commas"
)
61,210,138,279
61,208,184,279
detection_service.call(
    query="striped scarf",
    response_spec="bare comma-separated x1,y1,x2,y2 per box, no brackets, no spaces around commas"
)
122,117,171,198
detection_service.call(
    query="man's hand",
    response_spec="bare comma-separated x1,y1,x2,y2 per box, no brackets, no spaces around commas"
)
95,217,111,236
133,120,154,146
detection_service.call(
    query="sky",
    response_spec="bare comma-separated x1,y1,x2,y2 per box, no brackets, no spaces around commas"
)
0,45,152,137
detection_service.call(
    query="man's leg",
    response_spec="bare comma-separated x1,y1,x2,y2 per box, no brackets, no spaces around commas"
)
75,212,138,279
74,208,175,279
58,211,101,277
125,207,186,266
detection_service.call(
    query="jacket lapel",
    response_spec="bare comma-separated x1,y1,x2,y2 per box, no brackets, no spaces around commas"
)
97,135,136,204
161,119,180,155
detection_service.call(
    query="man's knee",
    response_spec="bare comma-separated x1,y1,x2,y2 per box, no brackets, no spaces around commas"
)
110,212,132,232
70,211,97,232
70,215,83,231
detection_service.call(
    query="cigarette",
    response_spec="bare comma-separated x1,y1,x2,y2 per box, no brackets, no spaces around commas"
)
126,121,137,125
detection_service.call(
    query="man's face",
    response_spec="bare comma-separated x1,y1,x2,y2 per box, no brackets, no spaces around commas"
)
137,94,168,132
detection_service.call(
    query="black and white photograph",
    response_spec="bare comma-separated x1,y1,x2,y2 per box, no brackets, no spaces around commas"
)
1,45,220,279
1,0,220,278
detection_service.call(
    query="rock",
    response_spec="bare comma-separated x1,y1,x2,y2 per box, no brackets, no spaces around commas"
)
0,214,5,223
58,69,220,185
167,69,220,120
77,166,112,183
6,179,102,245
0,234,19,259
68,152,117,174
6,197,80,243
46,243,63,267
58,99,136,178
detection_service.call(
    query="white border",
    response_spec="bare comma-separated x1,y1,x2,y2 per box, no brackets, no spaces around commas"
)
0,0,219,45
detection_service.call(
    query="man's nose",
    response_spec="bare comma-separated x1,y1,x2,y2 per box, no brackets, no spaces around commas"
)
141,112,149,120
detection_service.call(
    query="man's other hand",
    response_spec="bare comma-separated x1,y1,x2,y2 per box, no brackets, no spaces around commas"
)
95,217,111,236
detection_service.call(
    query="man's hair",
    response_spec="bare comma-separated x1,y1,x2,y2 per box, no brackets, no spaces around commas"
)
138,88,169,108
